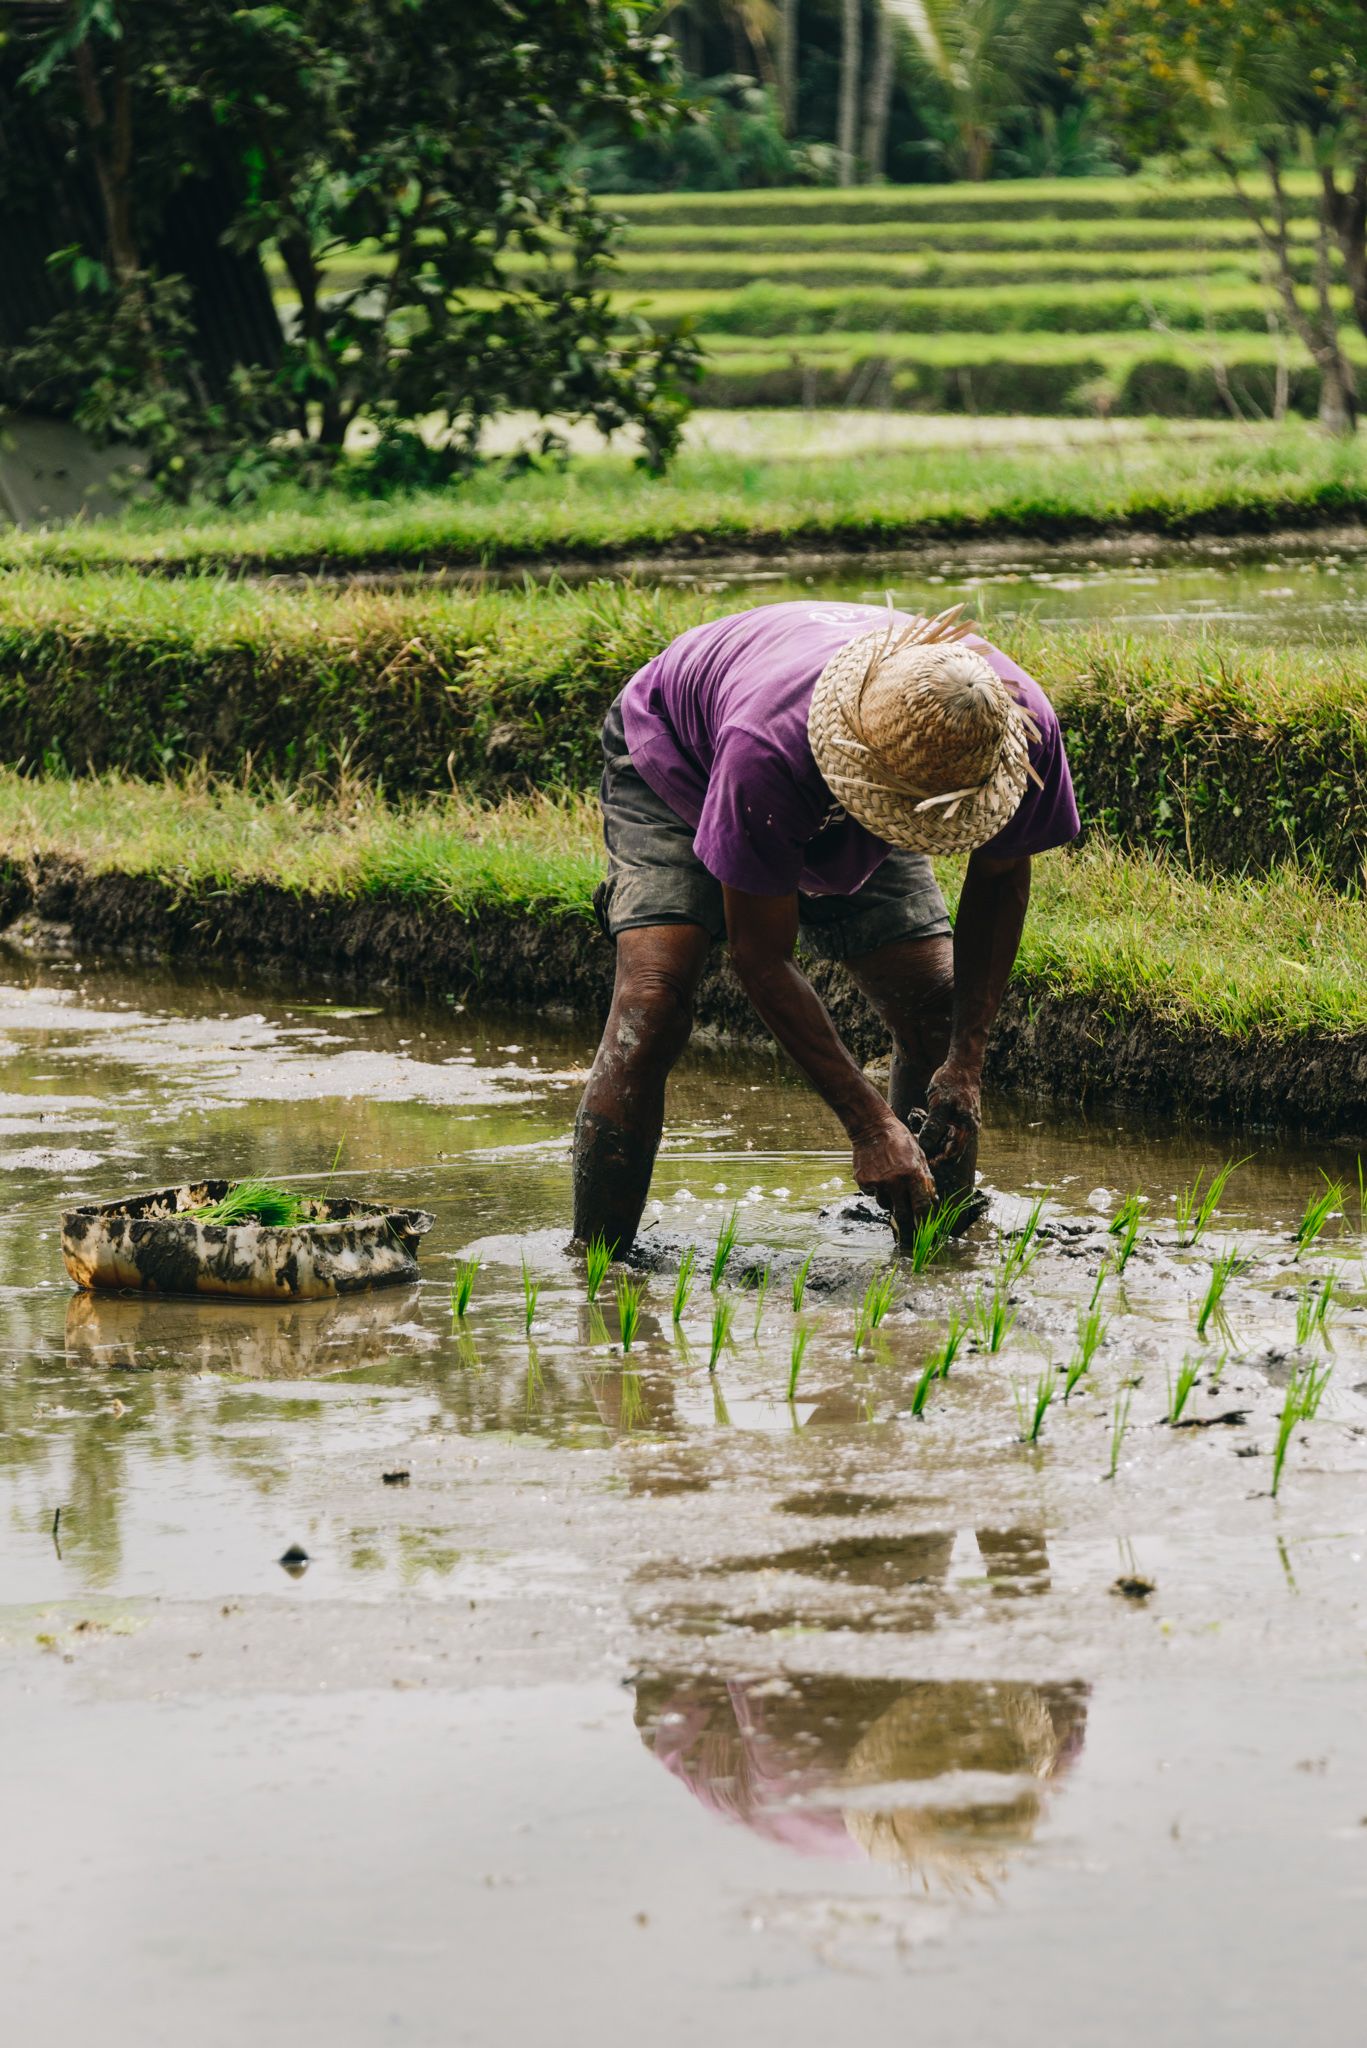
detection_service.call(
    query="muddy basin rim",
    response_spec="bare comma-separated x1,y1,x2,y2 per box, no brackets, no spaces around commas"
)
60,1180,435,1302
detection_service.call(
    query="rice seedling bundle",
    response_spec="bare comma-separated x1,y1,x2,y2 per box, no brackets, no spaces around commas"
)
905,1189,976,1273
615,1271,644,1353
672,1245,697,1324
1196,1245,1249,1339
708,1296,735,1373
711,1207,740,1292
1166,1355,1200,1424
451,1256,480,1318
584,1232,615,1303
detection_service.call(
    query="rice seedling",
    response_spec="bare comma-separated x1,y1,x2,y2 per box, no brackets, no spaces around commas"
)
1166,1355,1200,1424
971,1282,1016,1354
707,1295,735,1373
1109,1192,1145,1273
672,1245,697,1324
904,1188,976,1273
1000,1194,1046,1285
1294,1273,1337,1346
710,1206,740,1291
1175,1157,1247,1246
1271,1360,1334,1496
790,1247,816,1313
1195,1245,1248,1339
1075,1303,1108,1373
618,1369,645,1433
1293,1178,1344,1259
1105,1384,1135,1480
910,1357,938,1418
1357,1155,1367,1233
450,1256,480,1319
1089,1256,1112,1309
583,1232,616,1303
854,1269,898,1351
614,1271,644,1353
190,1178,307,1228
520,1253,540,1336
787,1324,811,1402
927,1309,965,1380
751,1264,772,1339
1012,1368,1055,1444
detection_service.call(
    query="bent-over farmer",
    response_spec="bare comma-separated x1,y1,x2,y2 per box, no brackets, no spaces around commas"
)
572,600,1079,1251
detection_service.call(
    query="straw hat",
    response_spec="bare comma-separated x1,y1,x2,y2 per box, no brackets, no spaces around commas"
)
808,604,1043,853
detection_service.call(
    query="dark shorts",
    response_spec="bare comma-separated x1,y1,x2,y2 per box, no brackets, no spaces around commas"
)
594,695,951,964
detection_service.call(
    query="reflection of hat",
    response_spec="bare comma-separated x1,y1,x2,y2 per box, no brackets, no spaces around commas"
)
808,608,1042,854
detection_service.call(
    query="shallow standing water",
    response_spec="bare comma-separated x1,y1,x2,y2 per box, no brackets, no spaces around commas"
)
2,949,1366,2043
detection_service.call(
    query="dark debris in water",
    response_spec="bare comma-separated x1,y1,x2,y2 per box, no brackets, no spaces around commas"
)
1112,1575,1156,1601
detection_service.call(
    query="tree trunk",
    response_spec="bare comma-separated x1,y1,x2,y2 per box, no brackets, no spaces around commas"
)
861,2,894,184
1317,350,1359,437
778,0,798,136
837,0,861,188
1320,162,1367,345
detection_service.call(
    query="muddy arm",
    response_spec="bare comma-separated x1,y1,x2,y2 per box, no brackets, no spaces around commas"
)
722,886,937,1231
922,852,1031,1168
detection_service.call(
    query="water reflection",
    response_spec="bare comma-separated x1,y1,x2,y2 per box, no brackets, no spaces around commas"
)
64,1286,428,1379
635,1670,1087,1894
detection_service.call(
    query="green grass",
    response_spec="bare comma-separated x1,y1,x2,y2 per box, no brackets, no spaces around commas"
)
520,1253,540,1336
926,1311,966,1381
910,1356,939,1419
971,1282,1016,1355
7,418,1367,576
1000,1195,1046,1286
12,774,1367,1048
1175,1158,1247,1246
904,1189,976,1274
854,1269,898,1352
1271,1360,1333,1497
707,1295,735,1374
1166,1356,1201,1424
1012,1368,1056,1445
1109,1193,1146,1273
1065,1305,1108,1399
1294,1275,1336,1347
790,1248,816,1314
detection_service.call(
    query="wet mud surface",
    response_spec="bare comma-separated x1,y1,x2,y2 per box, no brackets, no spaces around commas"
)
2,954,1367,2042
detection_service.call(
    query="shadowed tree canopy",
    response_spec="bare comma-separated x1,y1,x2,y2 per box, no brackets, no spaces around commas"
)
0,0,700,498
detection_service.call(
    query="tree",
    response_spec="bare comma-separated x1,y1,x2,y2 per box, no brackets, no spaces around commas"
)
903,0,1074,181
2,0,701,497
836,0,862,185
862,2,898,182
1086,1,1367,435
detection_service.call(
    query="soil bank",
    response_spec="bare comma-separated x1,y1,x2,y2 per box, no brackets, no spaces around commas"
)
7,853,1367,1138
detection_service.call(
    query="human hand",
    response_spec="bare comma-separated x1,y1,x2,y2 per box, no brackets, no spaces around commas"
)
851,1115,937,1240
920,1061,982,1170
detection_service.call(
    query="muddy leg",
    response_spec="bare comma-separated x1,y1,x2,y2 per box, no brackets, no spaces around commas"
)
571,923,712,1252
845,933,978,1202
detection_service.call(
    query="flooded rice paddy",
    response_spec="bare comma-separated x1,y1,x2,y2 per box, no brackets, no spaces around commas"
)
3,951,1367,2042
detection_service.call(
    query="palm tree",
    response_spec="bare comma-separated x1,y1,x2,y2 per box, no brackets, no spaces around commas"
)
899,0,1071,181
837,0,862,186
861,2,898,182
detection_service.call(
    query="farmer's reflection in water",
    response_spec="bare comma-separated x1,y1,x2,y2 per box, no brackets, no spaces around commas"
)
634,1670,1088,1895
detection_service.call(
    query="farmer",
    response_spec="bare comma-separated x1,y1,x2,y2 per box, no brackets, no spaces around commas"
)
571,600,1079,1252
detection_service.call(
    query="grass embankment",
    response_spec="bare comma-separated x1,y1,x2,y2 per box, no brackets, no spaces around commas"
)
602,174,1347,418
1,570,1364,888
6,424,1367,574
3,772,1366,1127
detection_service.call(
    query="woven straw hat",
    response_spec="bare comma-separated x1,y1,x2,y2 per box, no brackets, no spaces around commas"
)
808,604,1043,853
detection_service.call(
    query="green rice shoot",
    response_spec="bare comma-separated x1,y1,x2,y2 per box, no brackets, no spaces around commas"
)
854,1269,898,1351
190,1178,307,1228
1109,1192,1145,1273
672,1245,697,1324
787,1324,811,1402
928,1309,965,1380
971,1282,1016,1354
905,1188,976,1273
708,1295,735,1373
583,1232,616,1303
1196,1245,1249,1339
1166,1355,1201,1424
1271,1359,1334,1496
614,1271,645,1353
1176,1157,1247,1246
750,1263,772,1339
1089,1256,1112,1308
520,1253,540,1336
1000,1194,1047,1285
910,1357,938,1418
1106,1383,1135,1480
1064,1304,1107,1401
1294,1273,1336,1346
1012,1367,1055,1444
710,1206,740,1292
450,1256,480,1319
791,1247,816,1312
1294,1178,1344,1259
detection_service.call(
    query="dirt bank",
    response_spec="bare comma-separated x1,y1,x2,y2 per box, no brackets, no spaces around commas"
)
7,855,1367,1137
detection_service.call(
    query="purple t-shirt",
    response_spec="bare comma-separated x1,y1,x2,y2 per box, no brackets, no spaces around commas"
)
620,601,1079,897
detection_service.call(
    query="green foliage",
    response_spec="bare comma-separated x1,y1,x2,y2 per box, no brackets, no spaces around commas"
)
1175,1158,1247,1247
910,1357,939,1418
710,1206,740,1292
1000,1194,1046,1285
904,1190,977,1274
1294,1181,1344,1259
188,1179,306,1228
1109,1192,1145,1272
854,1269,898,1352
520,1253,540,1336
1295,1274,1337,1346
971,1282,1016,1354
1196,1246,1249,1340
1106,1383,1135,1478
672,1245,698,1324
926,1311,966,1380
451,1257,480,1318
1271,1359,1334,1496
1065,1304,1108,1398
1,0,700,500
1166,1355,1200,1424
707,1295,735,1374
787,1324,812,1402
1012,1367,1056,1444
790,1248,816,1314
584,1233,616,1303
614,1271,645,1353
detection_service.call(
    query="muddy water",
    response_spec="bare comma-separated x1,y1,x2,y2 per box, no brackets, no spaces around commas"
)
2,952,1366,2043
630,530,1367,645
